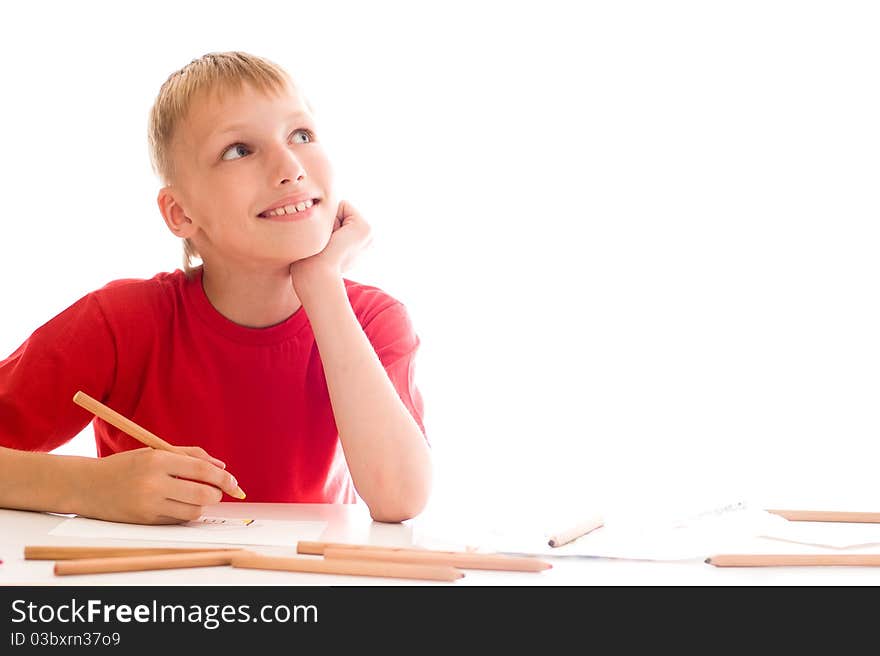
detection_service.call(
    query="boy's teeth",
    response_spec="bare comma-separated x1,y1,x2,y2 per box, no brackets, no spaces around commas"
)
264,199,314,217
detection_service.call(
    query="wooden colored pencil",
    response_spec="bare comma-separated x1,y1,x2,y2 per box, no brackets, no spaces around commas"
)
231,552,464,582
547,515,605,547
766,509,880,523
706,554,880,568
54,550,247,576
26,545,241,561
72,390,246,499
299,540,490,557
299,540,402,555
322,546,552,572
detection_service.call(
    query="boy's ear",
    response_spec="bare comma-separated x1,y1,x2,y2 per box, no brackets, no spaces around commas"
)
157,187,197,238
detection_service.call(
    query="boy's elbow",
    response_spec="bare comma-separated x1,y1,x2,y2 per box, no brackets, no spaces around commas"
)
367,481,432,524
369,502,425,524
362,447,433,523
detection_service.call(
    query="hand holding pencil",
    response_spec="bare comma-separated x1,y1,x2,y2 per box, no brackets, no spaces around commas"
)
72,391,246,525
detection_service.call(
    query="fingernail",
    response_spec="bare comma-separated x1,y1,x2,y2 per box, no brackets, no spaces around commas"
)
228,476,246,499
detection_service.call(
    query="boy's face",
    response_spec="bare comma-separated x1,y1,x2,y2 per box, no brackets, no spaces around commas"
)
164,81,336,270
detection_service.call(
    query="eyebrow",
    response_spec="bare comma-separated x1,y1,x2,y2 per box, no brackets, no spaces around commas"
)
210,111,313,140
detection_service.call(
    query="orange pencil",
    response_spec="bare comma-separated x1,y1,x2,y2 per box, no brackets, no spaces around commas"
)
26,545,241,560
54,550,247,576
231,552,464,582
766,509,880,523
72,390,246,499
706,553,880,568
299,540,505,557
321,546,551,572
547,515,604,547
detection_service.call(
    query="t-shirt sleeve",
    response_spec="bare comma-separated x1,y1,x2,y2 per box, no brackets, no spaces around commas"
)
361,300,428,443
0,293,117,452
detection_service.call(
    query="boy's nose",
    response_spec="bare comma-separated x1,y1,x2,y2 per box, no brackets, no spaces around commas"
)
270,147,307,185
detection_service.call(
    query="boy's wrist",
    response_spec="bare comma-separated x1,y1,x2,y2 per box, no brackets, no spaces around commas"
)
290,262,343,302
66,455,101,518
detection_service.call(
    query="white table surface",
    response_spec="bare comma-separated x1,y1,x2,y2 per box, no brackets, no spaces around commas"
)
2,502,880,586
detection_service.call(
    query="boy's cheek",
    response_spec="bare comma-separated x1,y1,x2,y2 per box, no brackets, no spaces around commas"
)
321,198,339,228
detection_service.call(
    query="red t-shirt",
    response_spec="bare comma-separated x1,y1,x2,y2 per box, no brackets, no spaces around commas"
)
0,267,426,503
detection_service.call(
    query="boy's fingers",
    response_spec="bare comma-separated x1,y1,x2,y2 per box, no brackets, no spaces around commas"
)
165,476,223,507
157,498,207,523
179,445,226,469
336,199,357,223
152,515,190,525
167,454,245,499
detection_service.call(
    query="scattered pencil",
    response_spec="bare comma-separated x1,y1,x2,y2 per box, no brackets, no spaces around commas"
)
298,541,551,572
766,509,880,523
322,546,551,572
231,552,464,582
705,554,880,567
26,545,242,560
547,515,605,548
53,550,248,576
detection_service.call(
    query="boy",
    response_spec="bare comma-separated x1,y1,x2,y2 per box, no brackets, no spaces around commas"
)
0,52,432,525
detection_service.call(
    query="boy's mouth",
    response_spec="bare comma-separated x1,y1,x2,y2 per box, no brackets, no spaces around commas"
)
258,198,320,218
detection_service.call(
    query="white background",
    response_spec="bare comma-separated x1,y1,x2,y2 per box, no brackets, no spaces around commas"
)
2,1,879,526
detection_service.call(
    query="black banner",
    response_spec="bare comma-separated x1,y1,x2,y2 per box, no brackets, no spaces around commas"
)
0,585,870,650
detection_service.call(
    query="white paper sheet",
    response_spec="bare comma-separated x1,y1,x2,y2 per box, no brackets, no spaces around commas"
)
48,516,327,547
460,503,793,561
525,508,786,560
758,521,880,550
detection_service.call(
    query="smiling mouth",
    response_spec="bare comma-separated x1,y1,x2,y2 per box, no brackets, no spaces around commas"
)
258,199,320,218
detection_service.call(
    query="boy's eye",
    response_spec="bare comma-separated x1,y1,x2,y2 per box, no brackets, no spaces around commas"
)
220,130,312,161
291,129,313,144
221,144,250,161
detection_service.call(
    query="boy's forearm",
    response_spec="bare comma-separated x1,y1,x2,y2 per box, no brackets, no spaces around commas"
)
294,273,432,523
0,446,96,515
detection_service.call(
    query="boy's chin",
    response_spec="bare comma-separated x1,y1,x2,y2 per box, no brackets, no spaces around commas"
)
274,229,333,262
278,247,328,269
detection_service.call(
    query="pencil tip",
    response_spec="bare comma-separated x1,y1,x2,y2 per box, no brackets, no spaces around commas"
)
704,558,711,564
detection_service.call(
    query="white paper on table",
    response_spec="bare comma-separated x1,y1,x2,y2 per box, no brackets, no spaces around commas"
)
482,503,793,561
48,516,327,547
757,521,880,550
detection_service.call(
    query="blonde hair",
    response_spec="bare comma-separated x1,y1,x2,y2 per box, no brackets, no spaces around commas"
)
147,51,294,276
